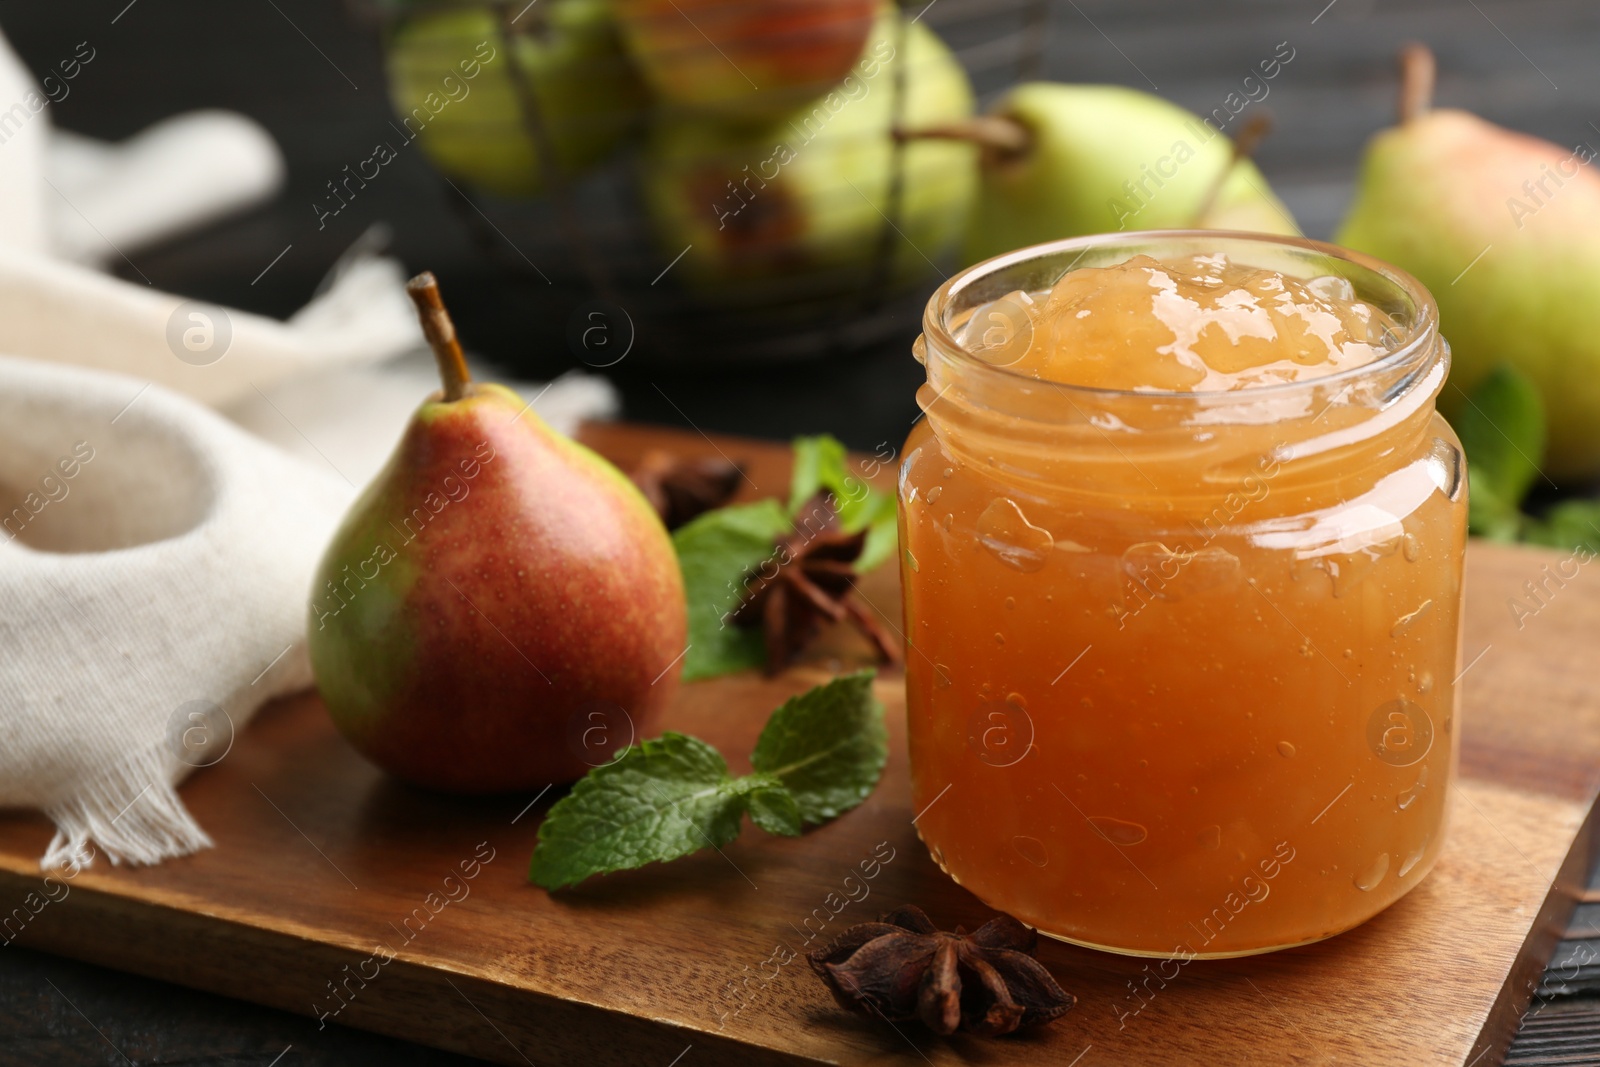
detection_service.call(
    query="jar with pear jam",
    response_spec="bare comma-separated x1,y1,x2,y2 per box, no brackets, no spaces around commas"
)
899,232,1465,958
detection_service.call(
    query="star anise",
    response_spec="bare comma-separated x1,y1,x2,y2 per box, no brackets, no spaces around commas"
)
808,904,1075,1037
731,494,902,674
629,449,744,530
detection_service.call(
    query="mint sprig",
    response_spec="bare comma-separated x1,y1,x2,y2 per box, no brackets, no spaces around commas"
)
674,435,898,681
1454,363,1546,541
1450,364,1600,552
530,671,886,890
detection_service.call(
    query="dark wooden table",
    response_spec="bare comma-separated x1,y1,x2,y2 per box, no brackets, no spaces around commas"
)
2,1,1598,1064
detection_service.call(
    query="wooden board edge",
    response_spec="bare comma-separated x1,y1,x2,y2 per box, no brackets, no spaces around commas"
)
1469,791,1600,1065
0,876,824,1067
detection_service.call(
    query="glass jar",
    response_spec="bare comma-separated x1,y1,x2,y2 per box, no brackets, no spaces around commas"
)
899,232,1465,958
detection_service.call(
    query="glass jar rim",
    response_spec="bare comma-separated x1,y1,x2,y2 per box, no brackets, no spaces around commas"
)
922,229,1441,405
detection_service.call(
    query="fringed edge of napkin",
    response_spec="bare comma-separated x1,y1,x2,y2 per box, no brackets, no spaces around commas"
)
41,742,211,869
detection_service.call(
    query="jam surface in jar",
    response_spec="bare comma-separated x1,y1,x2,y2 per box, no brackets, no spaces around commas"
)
901,239,1465,958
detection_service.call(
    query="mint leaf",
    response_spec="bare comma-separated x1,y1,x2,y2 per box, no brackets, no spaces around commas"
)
789,434,898,574
672,499,793,681
1466,471,1522,542
1452,365,1546,537
745,781,802,837
1525,499,1600,553
789,434,852,514
749,670,887,825
529,733,746,890
850,490,899,573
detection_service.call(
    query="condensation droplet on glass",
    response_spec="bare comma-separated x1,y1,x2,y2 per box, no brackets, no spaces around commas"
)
1416,671,1433,694
1398,837,1431,878
1137,759,1149,769
979,682,993,697
933,663,952,689
1006,692,1027,710
1004,596,1016,610
1277,741,1297,758
994,632,1006,646
1354,853,1390,892
942,467,954,478
977,497,1054,572
1012,835,1048,867
1079,696,1093,709
1188,785,1199,796
1397,765,1429,811
925,485,943,504
1391,598,1433,637
1087,816,1148,846
1197,825,1222,850
1402,532,1421,562
904,547,919,572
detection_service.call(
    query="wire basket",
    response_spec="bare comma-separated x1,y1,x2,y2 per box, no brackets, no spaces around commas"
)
349,0,1045,369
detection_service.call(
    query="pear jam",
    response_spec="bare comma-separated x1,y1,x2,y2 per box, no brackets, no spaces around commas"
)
900,236,1465,958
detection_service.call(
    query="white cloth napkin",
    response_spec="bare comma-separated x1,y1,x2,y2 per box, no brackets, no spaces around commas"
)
0,355,351,868
47,114,285,268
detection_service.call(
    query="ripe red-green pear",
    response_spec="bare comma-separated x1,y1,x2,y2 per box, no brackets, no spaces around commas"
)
1336,44,1600,481
307,274,686,792
614,0,877,119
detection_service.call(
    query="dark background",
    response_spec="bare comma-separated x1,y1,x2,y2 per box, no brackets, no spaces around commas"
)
2,1,1598,1063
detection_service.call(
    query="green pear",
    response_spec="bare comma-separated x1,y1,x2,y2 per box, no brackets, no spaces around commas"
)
1336,44,1600,481
961,83,1299,265
640,8,977,295
385,1,646,198
307,274,686,792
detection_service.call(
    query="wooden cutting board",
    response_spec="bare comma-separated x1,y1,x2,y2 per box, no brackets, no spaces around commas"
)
0,423,1596,1067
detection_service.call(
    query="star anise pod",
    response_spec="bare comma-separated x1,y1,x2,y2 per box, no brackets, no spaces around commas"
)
731,494,902,674
628,449,744,530
808,904,1075,1037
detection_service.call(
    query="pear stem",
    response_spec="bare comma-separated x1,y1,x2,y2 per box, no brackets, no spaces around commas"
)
895,115,1031,161
1398,43,1436,123
1190,110,1273,225
406,271,471,403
